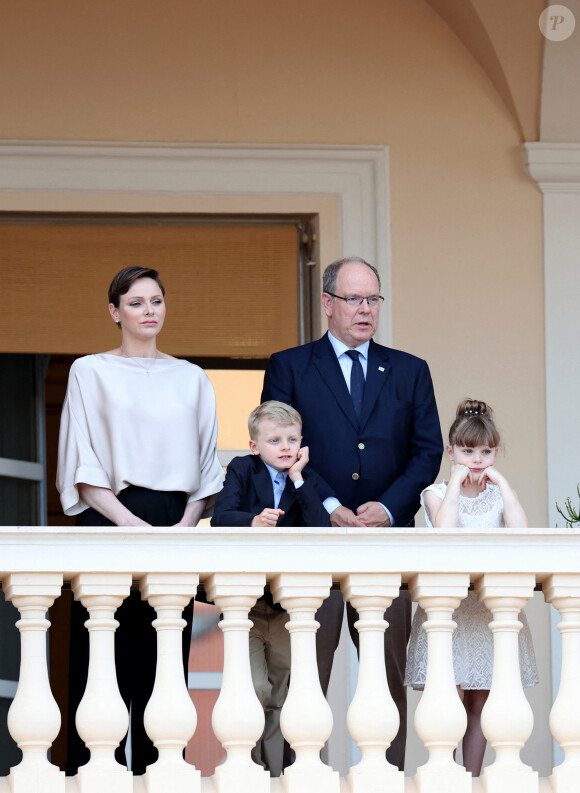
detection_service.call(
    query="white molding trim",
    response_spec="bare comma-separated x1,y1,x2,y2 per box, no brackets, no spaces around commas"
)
0,141,391,344
0,457,44,482
523,140,580,772
522,142,580,192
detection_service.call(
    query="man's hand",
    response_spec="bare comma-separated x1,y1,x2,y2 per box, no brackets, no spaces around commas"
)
252,508,285,527
330,505,365,527
356,501,391,527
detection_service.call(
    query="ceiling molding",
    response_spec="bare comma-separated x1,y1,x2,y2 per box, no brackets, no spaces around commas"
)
522,142,580,192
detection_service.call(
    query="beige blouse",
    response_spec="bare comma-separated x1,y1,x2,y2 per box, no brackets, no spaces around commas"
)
57,354,225,516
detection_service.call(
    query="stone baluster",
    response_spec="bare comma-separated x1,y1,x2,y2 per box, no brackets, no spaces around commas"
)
140,573,200,793
72,572,133,793
3,572,65,793
476,573,538,793
341,573,404,793
205,572,270,793
410,572,471,793
271,572,339,793
544,573,580,793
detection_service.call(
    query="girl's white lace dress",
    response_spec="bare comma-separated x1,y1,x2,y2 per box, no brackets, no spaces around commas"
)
404,481,539,690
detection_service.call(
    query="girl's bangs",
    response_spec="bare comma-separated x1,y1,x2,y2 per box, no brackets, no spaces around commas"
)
454,422,500,448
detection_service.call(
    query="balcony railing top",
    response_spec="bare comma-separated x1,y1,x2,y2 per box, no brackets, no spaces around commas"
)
1,526,580,793
1,526,579,580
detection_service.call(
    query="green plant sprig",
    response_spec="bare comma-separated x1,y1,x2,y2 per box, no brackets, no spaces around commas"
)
556,484,580,528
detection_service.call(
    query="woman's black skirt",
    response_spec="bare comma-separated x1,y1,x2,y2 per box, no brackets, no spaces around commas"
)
67,486,193,775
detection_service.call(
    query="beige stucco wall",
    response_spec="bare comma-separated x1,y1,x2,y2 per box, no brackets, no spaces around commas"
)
0,0,546,523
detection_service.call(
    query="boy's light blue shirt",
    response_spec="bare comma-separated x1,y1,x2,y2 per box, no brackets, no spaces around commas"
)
262,461,303,509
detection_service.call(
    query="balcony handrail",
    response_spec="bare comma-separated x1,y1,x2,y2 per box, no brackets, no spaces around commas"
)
1,527,579,793
1,526,578,579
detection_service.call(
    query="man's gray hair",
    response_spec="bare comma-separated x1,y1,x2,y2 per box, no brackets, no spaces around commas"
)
322,257,381,295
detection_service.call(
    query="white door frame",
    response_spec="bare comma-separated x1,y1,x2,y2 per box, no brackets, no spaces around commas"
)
0,141,392,345
0,140,391,771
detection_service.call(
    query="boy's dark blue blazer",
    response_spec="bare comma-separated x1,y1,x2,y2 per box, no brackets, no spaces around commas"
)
211,454,331,528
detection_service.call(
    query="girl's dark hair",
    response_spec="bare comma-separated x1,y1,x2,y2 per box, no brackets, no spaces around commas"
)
448,398,500,448
108,267,165,308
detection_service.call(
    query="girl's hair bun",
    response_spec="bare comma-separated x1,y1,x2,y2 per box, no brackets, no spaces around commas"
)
456,398,493,420
450,398,500,448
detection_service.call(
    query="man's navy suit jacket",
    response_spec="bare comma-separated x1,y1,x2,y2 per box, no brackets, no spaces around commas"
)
261,333,443,527
211,454,330,528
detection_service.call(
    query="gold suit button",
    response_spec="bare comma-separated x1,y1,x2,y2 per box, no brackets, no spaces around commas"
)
358,442,365,450
352,473,360,480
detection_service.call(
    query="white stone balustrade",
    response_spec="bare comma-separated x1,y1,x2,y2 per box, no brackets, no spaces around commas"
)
72,572,133,793
205,572,269,793
0,525,579,793
140,572,200,793
410,572,471,793
544,573,580,793
271,572,339,793
341,572,403,793
476,573,538,793
3,572,64,793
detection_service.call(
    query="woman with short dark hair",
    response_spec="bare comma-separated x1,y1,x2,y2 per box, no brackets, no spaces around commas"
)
57,265,224,774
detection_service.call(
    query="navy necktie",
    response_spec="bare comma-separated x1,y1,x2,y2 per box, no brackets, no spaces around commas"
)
273,473,285,508
346,350,365,417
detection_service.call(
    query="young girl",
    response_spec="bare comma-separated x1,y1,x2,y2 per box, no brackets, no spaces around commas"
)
404,398,538,776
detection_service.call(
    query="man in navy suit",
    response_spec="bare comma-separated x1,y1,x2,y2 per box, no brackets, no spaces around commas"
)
261,257,443,769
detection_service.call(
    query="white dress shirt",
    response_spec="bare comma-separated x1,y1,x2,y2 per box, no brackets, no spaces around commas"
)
323,332,392,524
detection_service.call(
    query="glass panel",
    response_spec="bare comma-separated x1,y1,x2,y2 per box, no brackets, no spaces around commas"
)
0,593,20,681
0,354,38,461
0,697,21,776
0,592,21,776
0,477,39,526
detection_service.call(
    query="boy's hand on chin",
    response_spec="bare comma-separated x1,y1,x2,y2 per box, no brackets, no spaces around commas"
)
288,446,309,480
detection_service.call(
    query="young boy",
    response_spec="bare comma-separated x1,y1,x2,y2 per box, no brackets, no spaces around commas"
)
211,400,330,776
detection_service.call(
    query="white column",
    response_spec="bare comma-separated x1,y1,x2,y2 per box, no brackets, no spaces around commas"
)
3,572,65,793
271,572,339,793
140,573,200,793
72,572,132,793
341,573,403,793
205,572,269,793
544,573,580,793
476,573,538,793
521,142,580,527
410,573,471,793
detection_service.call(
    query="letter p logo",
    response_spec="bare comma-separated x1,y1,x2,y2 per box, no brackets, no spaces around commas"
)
540,5,576,41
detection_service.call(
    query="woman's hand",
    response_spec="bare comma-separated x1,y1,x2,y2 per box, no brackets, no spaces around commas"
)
125,515,152,527
78,483,151,526
252,508,285,527
173,498,209,527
